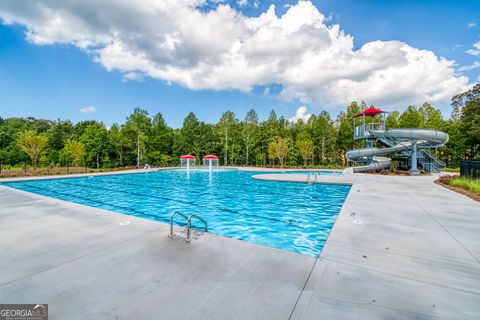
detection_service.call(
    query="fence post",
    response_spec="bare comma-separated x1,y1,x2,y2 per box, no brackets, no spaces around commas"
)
24,162,27,174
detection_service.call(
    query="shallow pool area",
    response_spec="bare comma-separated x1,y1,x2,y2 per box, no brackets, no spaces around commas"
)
3,169,350,257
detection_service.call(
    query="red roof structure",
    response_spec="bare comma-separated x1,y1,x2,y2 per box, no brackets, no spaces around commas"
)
180,155,196,159
354,107,385,118
202,155,218,160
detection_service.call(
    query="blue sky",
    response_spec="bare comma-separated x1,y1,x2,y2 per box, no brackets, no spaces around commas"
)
0,0,478,127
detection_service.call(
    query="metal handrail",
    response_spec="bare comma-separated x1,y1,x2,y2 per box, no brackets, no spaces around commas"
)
354,122,385,140
420,149,445,167
418,149,445,173
366,122,385,132
169,211,188,237
306,172,319,184
186,214,208,242
307,173,313,184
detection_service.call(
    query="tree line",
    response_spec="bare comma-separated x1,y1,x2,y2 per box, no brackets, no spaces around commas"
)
1,84,478,169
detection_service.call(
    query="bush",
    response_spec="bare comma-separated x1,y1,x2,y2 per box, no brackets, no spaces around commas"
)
390,160,399,171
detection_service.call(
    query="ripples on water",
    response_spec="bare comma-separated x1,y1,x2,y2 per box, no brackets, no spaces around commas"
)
4,169,350,257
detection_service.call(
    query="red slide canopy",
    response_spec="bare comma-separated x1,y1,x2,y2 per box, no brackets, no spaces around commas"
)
354,107,385,118
180,155,196,159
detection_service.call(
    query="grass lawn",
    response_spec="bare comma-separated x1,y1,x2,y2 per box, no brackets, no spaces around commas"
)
447,177,480,194
437,175,480,201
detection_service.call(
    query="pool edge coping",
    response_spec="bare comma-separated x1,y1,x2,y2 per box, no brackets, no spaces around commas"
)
0,166,344,183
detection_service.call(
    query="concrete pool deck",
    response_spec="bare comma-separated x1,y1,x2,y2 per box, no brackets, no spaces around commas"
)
252,172,354,185
0,169,479,319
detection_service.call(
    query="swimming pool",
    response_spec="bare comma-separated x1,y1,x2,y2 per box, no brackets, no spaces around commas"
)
3,169,350,257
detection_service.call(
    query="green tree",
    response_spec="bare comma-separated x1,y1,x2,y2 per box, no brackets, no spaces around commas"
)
15,130,48,168
296,135,314,167
148,113,174,165
443,118,466,167
46,120,74,164
64,139,85,166
268,137,291,168
108,123,127,166
195,122,217,160
242,109,259,166
174,112,217,160
418,102,444,129
263,110,280,140
80,123,109,169
311,111,336,164
262,110,281,165
385,111,400,129
399,105,423,128
0,118,30,164
216,111,236,165
124,108,151,167
74,120,101,137
336,102,361,164
267,140,276,166
452,84,480,159
175,112,201,156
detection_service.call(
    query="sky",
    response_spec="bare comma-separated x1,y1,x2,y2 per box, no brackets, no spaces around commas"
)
0,0,479,127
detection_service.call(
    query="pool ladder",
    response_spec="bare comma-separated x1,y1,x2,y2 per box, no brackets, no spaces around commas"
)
169,211,208,242
306,172,319,184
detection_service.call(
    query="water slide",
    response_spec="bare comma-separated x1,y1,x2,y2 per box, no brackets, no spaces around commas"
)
344,129,449,173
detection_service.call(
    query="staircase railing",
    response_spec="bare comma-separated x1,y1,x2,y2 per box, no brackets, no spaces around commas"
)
418,149,445,173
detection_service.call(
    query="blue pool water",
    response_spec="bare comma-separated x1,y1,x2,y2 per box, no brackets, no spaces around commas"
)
3,169,350,257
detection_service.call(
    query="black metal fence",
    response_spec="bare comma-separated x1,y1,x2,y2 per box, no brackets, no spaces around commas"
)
460,160,480,179
0,162,90,177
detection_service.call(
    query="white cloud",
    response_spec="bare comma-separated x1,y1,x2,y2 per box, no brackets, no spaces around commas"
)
324,12,334,22
0,0,471,108
458,61,480,72
468,22,476,28
237,0,248,7
122,71,145,82
466,41,480,56
80,106,96,113
289,106,312,123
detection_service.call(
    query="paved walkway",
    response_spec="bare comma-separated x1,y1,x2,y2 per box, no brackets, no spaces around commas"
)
292,174,480,319
0,170,479,319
